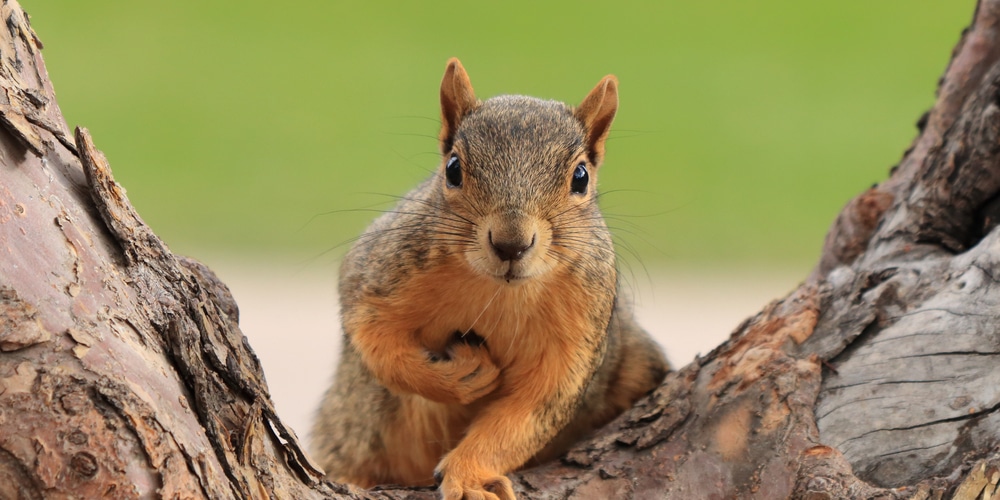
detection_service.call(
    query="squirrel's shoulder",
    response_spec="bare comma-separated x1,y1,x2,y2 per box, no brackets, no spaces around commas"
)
338,177,441,302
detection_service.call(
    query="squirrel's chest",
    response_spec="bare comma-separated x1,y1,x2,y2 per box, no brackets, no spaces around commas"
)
386,266,597,367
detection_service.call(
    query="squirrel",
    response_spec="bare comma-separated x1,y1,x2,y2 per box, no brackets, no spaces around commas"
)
310,58,669,500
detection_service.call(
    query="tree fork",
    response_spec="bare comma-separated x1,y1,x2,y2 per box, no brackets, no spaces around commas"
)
2,0,1000,498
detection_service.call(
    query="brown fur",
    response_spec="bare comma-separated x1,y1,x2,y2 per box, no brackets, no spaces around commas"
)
310,58,670,500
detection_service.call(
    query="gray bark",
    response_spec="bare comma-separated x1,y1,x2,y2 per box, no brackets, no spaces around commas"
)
804,0,1000,487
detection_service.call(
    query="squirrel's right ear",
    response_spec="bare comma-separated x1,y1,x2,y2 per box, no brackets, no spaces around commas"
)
439,58,478,153
575,75,619,166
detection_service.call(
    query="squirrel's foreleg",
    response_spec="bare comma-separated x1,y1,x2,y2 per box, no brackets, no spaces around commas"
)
433,341,593,500
350,322,501,405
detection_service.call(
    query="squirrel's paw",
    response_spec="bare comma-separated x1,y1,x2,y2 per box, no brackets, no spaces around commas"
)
423,342,500,405
434,457,515,500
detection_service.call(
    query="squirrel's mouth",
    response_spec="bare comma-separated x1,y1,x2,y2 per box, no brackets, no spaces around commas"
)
503,268,522,283
494,261,530,283
465,244,553,284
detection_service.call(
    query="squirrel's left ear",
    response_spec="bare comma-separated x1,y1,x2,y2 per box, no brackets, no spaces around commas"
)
439,58,478,153
575,75,618,165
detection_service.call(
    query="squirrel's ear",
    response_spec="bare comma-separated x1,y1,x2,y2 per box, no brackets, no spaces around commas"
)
575,75,618,165
439,58,478,153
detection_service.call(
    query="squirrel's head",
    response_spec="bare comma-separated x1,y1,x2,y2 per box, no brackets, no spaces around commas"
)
434,58,618,283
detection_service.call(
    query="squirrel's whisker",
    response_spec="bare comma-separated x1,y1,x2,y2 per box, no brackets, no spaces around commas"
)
465,284,503,338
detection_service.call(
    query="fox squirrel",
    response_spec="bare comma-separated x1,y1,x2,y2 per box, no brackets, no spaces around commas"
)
310,58,669,500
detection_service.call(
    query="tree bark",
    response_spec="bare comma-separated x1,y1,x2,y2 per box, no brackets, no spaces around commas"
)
3,0,1000,498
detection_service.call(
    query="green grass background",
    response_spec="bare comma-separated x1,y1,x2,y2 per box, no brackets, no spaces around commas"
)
24,1,974,269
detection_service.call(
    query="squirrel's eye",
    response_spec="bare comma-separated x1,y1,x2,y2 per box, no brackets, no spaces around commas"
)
445,155,462,188
570,163,588,194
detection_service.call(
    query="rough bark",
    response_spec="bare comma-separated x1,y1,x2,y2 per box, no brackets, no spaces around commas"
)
4,0,1000,498
0,2,340,498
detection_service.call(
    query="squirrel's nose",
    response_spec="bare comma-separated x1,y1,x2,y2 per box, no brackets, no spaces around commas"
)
489,231,535,261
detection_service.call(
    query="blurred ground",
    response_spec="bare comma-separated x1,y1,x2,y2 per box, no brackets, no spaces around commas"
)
204,257,804,445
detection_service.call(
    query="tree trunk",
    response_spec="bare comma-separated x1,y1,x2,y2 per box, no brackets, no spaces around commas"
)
3,0,1000,498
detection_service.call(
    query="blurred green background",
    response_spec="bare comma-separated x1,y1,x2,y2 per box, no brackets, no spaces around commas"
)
24,1,973,270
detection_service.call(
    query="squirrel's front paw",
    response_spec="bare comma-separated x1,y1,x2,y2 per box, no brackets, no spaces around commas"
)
422,341,500,405
434,455,515,500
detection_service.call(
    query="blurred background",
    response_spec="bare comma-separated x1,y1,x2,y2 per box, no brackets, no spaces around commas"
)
24,1,974,442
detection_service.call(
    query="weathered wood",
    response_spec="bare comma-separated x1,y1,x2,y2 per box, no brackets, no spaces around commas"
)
801,0,1000,489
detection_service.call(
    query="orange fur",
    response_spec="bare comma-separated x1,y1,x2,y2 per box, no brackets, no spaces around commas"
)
349,263,595,497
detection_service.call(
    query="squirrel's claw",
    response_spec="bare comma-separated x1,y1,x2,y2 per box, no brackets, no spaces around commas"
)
416,342,500,405
435,459,515,500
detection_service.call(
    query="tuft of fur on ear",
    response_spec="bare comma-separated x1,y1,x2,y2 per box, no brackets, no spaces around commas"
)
574,75,619,166
439,58,478,153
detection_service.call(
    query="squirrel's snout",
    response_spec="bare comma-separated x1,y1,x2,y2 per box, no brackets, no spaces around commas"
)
488,231,535,262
